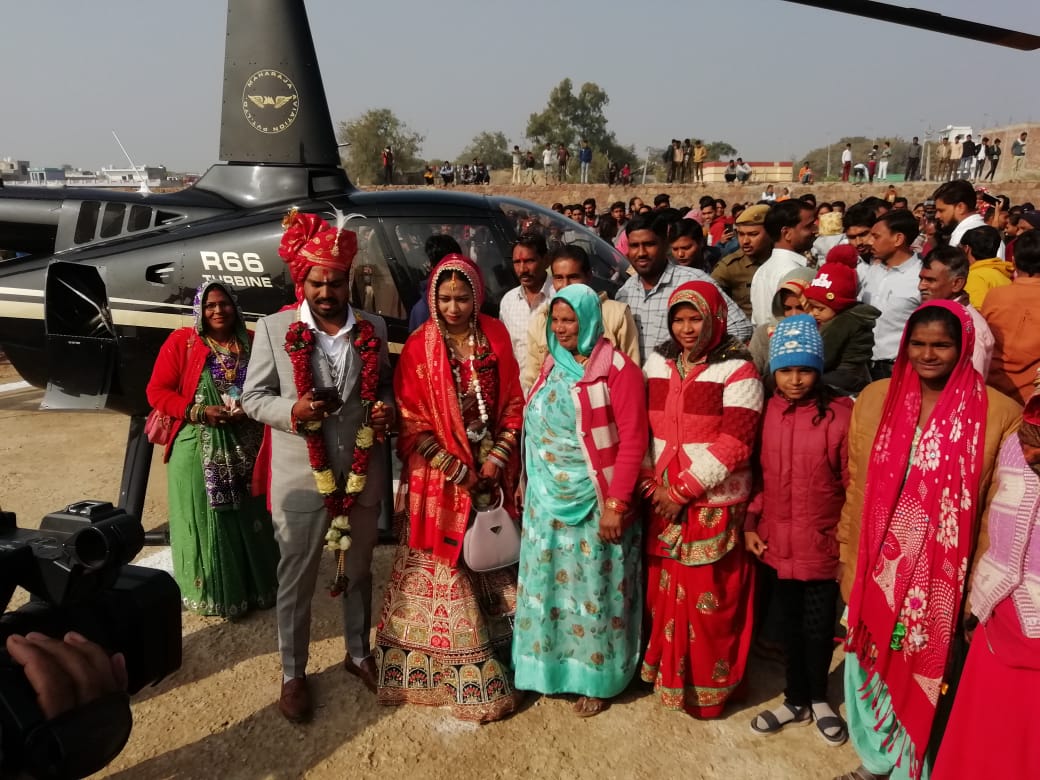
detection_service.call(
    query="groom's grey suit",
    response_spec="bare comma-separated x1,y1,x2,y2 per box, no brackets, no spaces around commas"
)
242,305,393,678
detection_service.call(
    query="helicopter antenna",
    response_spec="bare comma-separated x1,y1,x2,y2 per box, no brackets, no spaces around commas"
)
111,130,151,194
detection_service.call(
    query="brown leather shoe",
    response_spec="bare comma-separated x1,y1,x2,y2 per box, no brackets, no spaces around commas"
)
343,655,378,694
278,677,312,723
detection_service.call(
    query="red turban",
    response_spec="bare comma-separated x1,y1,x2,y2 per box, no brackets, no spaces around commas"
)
278,208,358,302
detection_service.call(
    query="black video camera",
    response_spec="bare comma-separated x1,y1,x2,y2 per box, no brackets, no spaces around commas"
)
1,501,182,779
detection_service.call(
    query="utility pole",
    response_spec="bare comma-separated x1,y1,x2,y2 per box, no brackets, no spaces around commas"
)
641,146,651,185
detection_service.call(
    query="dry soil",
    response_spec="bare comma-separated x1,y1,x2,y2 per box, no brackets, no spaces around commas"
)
0,361,857,780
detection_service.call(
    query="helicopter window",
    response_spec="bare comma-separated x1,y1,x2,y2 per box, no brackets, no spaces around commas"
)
128,205,152,232
495,198,628,284
73,201,101,244
349,221,407,321
100,203,126,238
385,220,512,309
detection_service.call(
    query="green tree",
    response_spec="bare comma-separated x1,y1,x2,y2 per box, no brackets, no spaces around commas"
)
704,141,737,161
525,79,633,182
458,131,511,170
337,108,424,185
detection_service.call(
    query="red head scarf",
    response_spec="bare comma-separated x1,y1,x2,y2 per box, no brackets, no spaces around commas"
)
278,208,358,302
426,253,486,324
666,280,727,360
847,300,986,777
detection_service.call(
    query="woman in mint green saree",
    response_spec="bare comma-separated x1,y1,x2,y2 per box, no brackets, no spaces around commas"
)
513,283,648,717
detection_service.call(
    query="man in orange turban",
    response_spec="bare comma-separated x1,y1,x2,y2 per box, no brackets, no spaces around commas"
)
242,209,395,722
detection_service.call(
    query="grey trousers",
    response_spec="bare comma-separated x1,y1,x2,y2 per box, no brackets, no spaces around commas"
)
271,501,380,678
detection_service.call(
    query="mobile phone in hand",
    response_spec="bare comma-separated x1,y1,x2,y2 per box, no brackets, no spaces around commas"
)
311,386,339,403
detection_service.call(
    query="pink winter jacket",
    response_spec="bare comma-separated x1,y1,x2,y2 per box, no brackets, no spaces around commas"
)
745,392,852,581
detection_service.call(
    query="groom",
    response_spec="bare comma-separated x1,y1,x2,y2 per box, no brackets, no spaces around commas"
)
242,210,394,723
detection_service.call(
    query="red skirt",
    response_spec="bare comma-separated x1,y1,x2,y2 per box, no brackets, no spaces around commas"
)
641,505,755,718
932,599,1040,778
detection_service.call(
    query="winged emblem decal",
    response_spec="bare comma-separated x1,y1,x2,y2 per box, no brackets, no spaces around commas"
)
247,95,294,109
242,69,300,134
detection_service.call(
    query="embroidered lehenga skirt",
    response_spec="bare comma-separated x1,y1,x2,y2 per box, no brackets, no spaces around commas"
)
374,538,522,723
641,504,755,718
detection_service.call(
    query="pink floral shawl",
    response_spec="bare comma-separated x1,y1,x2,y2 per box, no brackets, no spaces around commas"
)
846,300,987,777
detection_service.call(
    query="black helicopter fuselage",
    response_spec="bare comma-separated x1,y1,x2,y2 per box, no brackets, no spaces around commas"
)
0,174,624,416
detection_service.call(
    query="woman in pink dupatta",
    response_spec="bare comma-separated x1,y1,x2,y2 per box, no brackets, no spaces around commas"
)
836,301,1021,780
374,254,524,723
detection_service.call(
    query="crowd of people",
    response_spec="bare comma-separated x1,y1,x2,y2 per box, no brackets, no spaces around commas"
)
402,129,1031,191
839,132,1029,185
145,178,1040,778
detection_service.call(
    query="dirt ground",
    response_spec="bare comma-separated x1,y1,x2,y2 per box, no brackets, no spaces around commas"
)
0,361,858,779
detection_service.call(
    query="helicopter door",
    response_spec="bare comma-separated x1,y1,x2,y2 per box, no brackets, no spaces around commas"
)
41,261,117,410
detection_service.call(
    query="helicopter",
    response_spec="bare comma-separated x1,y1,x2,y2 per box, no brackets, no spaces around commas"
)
0,0,627,520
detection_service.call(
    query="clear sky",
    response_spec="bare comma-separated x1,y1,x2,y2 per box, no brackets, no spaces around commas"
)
3,0,1037,173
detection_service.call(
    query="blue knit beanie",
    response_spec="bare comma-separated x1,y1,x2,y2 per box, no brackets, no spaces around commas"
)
769,314,824,374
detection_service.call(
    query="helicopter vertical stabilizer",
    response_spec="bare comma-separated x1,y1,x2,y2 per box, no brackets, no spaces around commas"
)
218,0,341,167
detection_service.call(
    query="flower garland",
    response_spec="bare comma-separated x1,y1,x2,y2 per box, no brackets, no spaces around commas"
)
284,314,381,596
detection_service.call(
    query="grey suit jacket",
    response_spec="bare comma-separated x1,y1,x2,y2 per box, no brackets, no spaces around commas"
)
241,307,393,513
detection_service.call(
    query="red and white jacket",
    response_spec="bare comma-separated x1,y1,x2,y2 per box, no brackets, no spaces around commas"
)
642,348,763,507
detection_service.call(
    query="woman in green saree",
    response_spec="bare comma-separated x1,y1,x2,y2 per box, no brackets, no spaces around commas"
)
147,281,278,618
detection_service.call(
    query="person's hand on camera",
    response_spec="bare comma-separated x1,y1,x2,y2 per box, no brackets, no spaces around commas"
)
5,632,127,720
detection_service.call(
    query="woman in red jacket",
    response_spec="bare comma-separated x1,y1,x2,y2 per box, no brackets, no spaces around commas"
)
640,281,764,718
146,281,278,618
744,314,852,745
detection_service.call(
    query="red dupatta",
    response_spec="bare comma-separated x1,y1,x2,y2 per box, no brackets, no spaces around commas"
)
395,257,523,566
846,300,986,777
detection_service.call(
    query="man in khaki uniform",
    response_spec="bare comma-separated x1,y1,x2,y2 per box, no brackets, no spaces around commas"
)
523,244,640,389
710,204,774,319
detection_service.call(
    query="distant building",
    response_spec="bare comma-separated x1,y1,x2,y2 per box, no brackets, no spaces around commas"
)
28,167,67,185
0,157,30,181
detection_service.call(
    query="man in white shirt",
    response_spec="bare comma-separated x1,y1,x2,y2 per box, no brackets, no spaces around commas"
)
859,210,923,379
934,179,1005,258
917,245,994,377
542,143,554,185
500,233,554,392
840,144,853,182
749,201,817,326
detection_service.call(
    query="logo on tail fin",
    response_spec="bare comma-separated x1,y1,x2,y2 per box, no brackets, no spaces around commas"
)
242,69,299,134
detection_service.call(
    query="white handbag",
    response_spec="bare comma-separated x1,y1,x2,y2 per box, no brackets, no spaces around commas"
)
462,490,521,572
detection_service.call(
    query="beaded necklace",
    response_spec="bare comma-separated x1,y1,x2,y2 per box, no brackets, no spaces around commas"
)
448,328,489,442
